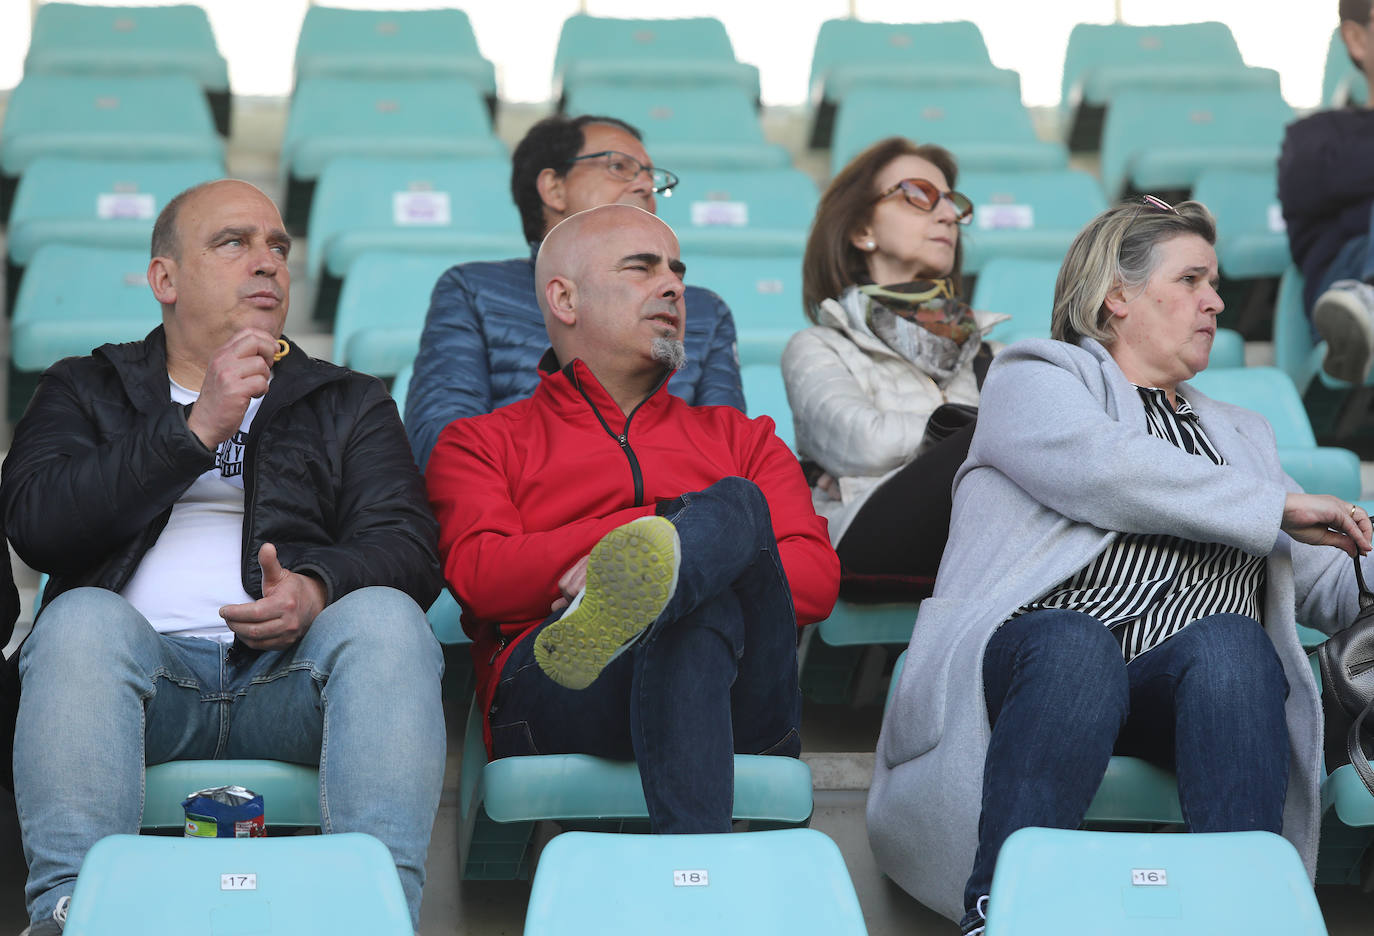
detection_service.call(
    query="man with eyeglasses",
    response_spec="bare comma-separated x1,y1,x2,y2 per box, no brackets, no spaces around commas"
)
404,114,745,471
1278,0,1374,384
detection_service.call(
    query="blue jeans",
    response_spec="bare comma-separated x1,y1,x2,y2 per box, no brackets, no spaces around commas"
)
488,476,803,833
962,609,1290,915
14,586,446,929
1310,201,1374,336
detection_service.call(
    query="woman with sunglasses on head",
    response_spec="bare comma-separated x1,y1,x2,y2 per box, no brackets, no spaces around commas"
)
782,137,1004,601
867,197,1374,934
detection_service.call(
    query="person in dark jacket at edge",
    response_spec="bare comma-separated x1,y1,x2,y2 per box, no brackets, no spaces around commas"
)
404,113,746,472
426,204,839,835
1278,0,1374,384
0,180,445,936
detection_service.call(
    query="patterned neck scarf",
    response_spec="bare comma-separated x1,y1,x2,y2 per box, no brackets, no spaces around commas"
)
860,279,981,386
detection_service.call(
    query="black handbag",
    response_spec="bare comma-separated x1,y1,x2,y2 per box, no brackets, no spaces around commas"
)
1316,554,1374,794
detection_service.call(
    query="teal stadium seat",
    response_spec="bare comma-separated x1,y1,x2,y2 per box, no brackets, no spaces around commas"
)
456,699,813,880
552,14,760,105
0,75,222,220
24,2,231,135
332,250,514,377
1060,22,1282,154
280,78,504,230
63,834,411,934
886,651,1183,827
1324,26,1368,108
830,86,1068,175
739,361,792,448
10,244,160,418
686,251,806,365
654,167,817,256
306,157,525,321
140,760,321,831
563,86,789,171
1186,366,1363,500
986,828,1325,935
958,169,1107,274
973,257,1244,369
294,5,497,113
524,829,867,935
805,19,1020,149
1098,88,1293,201
6,156,223,307
1191,169,1291,280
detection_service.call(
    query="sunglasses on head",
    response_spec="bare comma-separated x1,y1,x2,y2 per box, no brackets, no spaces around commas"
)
874,178,974,224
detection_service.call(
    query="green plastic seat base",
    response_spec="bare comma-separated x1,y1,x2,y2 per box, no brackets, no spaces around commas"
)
141,759,321,830
1082,756,1183,826
458,700,812,880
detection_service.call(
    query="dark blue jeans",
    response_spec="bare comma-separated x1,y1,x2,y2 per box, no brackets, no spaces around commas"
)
488,476,802,833
962,609,1290,913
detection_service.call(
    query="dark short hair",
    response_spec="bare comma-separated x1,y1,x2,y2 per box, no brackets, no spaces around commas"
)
801,137,964,321
510,114,643,244
150,181,218,260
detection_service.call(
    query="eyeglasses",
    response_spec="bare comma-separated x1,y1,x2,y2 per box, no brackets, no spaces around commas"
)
873,178,974,224
568,150,680,196
1124,193,1182,235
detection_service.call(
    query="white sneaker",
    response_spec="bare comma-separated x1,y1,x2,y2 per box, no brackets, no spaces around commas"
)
18,895,68,936
1314,280,1374,384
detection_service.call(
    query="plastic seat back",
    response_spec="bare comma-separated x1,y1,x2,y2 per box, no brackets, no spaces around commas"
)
1061,21,1249,108
740,362,795,450
959,169,1106,273
0,74,222,178
563,86,787,171
655,167,816,255
1185,366,1317,448
986,828,1326,935
306,157,524,278
1192,169,1290,279
25,2,228,92
553,14,758,99
294,6,496,97
8,156,224,266
971,257,1060,344
64,833,411,934
831,86,1067,174
1099,88,1292,200
525,829,867,935
686,251,806,365
808,19,998,97
282,77,502,183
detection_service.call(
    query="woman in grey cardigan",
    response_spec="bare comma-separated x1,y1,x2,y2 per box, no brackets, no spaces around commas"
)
783,137,1006,600
866,197,1373,934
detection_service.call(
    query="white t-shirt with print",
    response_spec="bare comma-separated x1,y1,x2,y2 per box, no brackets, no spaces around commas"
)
119,379,264,642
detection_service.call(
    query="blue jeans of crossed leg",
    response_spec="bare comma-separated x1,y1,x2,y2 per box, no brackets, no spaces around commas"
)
961,608,1290,917
488,476,803,833
13,586,446,930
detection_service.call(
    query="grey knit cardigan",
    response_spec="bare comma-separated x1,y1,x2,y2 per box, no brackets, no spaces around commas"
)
867,337,1366,921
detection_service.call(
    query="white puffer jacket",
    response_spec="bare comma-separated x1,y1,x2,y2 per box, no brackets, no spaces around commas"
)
781,286,1009,545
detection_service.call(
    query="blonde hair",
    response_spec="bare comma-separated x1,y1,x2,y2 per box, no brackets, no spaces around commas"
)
1051,199,1216,345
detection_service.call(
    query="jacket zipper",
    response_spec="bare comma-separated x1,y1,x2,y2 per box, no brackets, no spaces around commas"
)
572,371,668,508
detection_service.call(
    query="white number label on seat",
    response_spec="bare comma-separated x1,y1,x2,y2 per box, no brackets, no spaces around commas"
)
220,873,258,891
673,869,709,887
1131,868,1167,886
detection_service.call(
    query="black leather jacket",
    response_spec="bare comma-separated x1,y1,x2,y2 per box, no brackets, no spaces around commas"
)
0,327,442,616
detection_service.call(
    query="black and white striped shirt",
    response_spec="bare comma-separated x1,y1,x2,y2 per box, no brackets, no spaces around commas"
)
1012,387,1265,661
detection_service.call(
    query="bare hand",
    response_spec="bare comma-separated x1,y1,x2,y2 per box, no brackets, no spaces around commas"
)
221,543,327,649
550,554,590,612
816,472,841,502
186,329,279,449
1282,494,1372,557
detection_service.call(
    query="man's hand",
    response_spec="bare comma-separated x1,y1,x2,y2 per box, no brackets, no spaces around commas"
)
186,329,279,450
220,542,327,650
550,554,589,612
1282,493,1373,557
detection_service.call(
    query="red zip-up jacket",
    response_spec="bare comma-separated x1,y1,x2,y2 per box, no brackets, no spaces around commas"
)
426,355,840,749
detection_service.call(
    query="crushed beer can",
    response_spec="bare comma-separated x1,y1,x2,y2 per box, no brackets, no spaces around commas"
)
182,785,265,838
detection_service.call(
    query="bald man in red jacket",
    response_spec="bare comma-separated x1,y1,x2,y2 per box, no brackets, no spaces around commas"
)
427,204,839,832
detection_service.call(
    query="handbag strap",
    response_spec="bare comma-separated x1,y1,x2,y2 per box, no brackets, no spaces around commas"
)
1348,695,1374,796
1355,553,1374,614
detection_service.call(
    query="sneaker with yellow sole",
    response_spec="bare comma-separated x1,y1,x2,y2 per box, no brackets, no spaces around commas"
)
534,515,681,690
